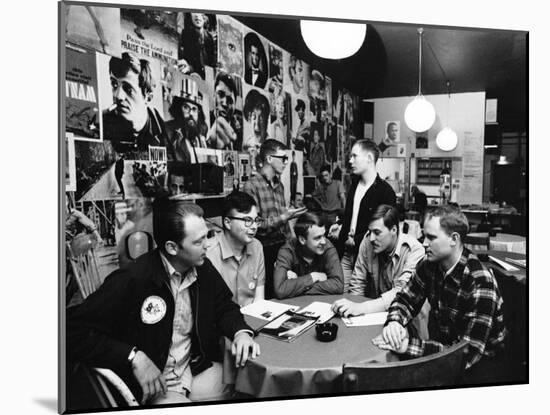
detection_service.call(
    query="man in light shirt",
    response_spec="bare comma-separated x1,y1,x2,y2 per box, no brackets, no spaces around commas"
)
331,205,428,338
207,191,265,307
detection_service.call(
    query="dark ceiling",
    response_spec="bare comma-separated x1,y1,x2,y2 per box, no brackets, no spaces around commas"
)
235,15,527,132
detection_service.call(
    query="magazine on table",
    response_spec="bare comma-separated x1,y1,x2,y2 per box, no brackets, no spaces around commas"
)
257,309,319,342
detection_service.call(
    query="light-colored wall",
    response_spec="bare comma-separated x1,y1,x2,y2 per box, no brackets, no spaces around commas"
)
368,91,486,204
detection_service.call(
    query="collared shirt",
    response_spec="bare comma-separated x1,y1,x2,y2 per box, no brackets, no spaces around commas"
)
243,172,289,246
273,239,344,299
206,233,265,307
159,252,197,394
349,232,425,309
313,179,345,213
386,248,507,370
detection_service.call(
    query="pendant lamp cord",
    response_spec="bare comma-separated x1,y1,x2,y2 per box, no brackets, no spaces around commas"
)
417,28,423,95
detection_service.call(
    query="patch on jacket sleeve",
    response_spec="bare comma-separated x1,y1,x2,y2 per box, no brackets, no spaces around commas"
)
140,296,167,324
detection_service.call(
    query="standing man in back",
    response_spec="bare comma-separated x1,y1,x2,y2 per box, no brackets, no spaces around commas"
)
330,139,396,292
244,139,307,298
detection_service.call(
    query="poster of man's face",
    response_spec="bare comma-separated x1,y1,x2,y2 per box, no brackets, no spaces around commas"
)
268,44,283,91
176,12,217,78
209,71,243,150
217,15,244,77
244,32,268,88
385,120,401,143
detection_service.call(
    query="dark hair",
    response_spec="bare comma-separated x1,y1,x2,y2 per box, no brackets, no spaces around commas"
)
109,52,155,97
259,138,287,163
353,139,380,163
222,191,257,221
244,89,270,121
370,204,400,232
425,205,469,243
214,71,237,97
152,197,204,250
294,211,323,240
320,165,331,175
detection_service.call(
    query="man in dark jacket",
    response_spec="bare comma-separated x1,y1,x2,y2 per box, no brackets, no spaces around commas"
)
330,139,396,292
67,198,259,406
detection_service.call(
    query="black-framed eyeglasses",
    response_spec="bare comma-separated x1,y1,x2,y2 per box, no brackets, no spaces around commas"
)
226,216,263,227
270,154,288,163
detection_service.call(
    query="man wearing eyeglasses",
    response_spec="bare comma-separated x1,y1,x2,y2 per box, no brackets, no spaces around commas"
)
244,139,307,299
207,191,265,307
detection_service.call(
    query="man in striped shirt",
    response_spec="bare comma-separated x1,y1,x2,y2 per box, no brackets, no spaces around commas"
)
373,205,507,385
244,139,306,298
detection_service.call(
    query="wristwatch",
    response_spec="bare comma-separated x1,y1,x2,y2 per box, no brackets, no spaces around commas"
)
127,346,138,365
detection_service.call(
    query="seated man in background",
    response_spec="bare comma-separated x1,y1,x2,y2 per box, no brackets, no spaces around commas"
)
67,198,259,406
207,191,265,307
372,205,507,385
273,212,343,299
331,205,428,338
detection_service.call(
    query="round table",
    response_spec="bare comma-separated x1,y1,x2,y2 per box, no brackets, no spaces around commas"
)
468,232,526,254
232,294,394,398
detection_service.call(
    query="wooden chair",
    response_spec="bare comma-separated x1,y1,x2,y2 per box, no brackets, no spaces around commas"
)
464,234,490,251
66,234,102,299
491,268,527,382
67,236,139,408
342,340,468,392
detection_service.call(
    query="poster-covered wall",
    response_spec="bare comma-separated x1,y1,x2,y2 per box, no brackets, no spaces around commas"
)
63,4,361,279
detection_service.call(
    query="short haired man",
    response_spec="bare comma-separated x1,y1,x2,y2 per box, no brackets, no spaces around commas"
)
331,205,427,336
102,52,167,151
274,212,343,299
244,33,267,88
68,199,259,405
166,79,207,163
372,206,507,385
207,191,265,307
379,121,399,153
243,139,307,298
312,165,345,230
331,139,396,291
243,89,270,153
207,72,238,149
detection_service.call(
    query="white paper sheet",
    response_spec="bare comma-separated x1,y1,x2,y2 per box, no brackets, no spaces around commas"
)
342,312,388,327
296,302,335,324
240,300,299,321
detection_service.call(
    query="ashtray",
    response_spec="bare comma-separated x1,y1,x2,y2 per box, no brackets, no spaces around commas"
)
315,322,338,342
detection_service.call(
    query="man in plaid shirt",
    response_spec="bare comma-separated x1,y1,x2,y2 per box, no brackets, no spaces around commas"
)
373,205,507,384
244,139,306,298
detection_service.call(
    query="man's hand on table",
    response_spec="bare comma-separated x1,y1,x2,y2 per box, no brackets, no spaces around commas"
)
231,332,260,368
287,270,298,280
371,321,409,354
311,272,327,282
331,298,364,317
131,350,167,404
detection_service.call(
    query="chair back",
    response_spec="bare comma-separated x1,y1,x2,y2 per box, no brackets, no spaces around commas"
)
491,268,527,382
66,234,102,299
464,234,490,251
342,340,468,392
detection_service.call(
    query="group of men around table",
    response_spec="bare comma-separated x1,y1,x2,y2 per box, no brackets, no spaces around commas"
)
67,138,509,407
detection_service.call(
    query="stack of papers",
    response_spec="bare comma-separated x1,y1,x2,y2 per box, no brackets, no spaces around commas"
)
489,255,519,272
505,257,526,268
342,312,388,327
240,300,298,321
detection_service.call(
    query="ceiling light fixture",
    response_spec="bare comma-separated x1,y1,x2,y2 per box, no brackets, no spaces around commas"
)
300,19,366,59
436,81,458,151
404,28,436,133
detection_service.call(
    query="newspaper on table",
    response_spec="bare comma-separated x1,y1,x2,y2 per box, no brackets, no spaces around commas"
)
489,255,519,272
341,312,388,327
295,301,335,324
240,299,299,321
